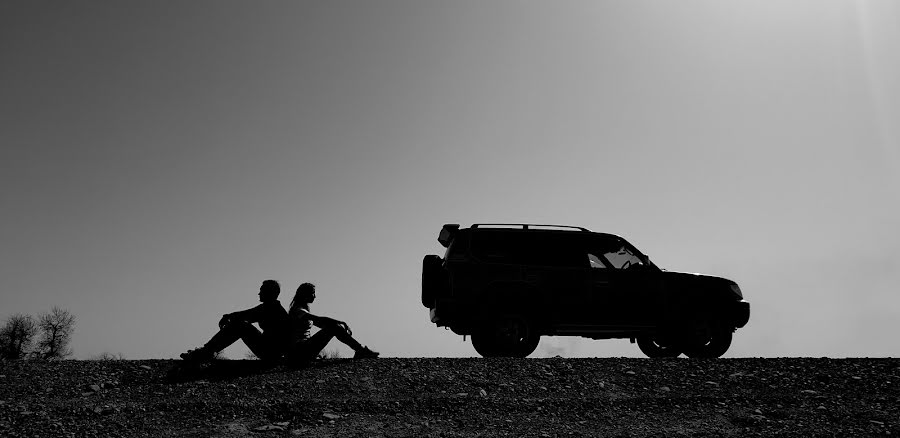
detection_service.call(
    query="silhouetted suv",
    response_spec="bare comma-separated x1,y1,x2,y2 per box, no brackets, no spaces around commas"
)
422,224,750,358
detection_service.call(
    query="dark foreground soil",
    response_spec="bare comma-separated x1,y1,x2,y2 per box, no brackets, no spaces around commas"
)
1,357,898,437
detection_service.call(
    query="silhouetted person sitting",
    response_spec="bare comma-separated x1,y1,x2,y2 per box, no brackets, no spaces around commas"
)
285,282,378,366
181,279,290,364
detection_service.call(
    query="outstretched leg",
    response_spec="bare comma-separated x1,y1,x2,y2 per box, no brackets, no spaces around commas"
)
183,321,268,362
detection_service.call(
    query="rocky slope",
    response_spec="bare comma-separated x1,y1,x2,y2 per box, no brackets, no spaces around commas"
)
1,358,898,437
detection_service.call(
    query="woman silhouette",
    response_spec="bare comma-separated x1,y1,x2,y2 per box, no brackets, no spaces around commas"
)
285,282,378,366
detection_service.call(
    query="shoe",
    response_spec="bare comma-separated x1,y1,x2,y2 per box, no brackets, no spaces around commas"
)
354,346,379,359
180,347,213,363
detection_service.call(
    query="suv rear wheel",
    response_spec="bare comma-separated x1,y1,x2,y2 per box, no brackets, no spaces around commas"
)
471,316,540,358
637,335,682,358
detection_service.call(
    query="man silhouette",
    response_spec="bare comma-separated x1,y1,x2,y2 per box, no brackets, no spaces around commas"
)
286,282,378,366
181,279,290,364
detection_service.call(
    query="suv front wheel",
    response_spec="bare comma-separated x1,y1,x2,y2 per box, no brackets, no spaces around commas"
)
680,319,733,359
471,316,540,358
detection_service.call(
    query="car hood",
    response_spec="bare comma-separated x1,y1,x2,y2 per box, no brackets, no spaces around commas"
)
660,270,736,285
658,270,741,298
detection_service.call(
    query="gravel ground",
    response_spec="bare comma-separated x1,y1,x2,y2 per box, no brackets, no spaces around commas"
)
1,357,898,437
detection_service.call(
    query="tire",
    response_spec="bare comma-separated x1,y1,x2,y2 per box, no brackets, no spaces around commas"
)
681,319,733,359
471,330,502,358
637,335,682,358
471,316,540,358
421,255,444,307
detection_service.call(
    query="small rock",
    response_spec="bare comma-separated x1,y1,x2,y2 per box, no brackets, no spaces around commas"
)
625,370,636,376
455,392,468,397
139,365,152,370
225,423,249,433
322,412,341,420
479,389,488,397
94,406,114,415
253,424,285,432
817,405,826,410
801,390,818,395
659,386,671,392
704,381,718,386
275,421,290,427
598,382,605,389
852,376,862,380
89,384,101,392
754,409,763,415
81,392,94,397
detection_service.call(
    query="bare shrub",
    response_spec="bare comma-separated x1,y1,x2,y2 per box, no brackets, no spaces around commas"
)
0,314,38,360
317,349,341,360
36,307,76,360
91,352,126,361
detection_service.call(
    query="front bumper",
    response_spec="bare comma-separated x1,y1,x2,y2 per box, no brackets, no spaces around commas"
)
732,300,750,328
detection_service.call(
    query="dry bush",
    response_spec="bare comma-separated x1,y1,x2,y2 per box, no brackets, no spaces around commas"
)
0,314,38,360
91,352,127,361
37,307,75,359
317,349,341,360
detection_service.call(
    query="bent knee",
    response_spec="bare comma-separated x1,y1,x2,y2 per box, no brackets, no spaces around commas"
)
322,324,349,335
223,320,254,332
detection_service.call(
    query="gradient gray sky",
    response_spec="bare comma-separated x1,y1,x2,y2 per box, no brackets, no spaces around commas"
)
2,1,898,359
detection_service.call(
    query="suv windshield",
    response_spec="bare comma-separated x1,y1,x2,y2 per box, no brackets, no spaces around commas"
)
586,238,654,270
602,246,644,269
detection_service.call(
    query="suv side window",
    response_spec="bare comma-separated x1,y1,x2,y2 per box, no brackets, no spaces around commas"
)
588,253,607,269
470,230,524,264
470,231,585,268
525,233,584,268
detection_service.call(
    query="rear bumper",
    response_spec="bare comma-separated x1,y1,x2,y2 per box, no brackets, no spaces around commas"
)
429,307,441,324
732,300,750,328
430,298,463,327
429,301,452,325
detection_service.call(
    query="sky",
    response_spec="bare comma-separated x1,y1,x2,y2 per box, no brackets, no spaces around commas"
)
1,1,898,360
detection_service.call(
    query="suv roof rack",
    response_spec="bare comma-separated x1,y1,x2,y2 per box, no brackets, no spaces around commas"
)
471,223,591,232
